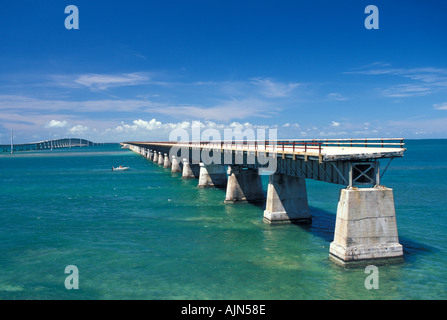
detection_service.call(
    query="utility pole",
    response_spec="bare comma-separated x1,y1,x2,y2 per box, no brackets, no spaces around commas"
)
10,129,14,154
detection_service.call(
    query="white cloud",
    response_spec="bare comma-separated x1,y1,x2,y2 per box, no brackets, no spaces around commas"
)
331,121,340,127
73,73,150,90
102,118,280,142
379,84,433,98
0,94,278,122
250,78,300,98
69,125,88,133
122,119,268,133
328,93,348,101
0,95,152,113
153,98,276,121
434,102,447,110
282,123,300,128
345,65,447,79
345,64,447,98
45,120,68,128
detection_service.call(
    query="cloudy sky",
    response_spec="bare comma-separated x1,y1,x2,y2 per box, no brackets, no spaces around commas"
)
1,0,446,143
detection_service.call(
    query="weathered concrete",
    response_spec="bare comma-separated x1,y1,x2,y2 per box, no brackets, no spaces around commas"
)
263,173,311,224
171,156,182,173
329,186,403,265
153,151,158,163
197,163,227,188
147,150,152,160
163,153,172,169
157,152,164,166
182,159,200,179
224,166,265,203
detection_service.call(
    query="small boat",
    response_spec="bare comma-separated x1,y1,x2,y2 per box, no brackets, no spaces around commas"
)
112,165,129,171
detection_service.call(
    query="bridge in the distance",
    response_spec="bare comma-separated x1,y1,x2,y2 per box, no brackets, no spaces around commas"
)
123,138,406,266
2,138,98,153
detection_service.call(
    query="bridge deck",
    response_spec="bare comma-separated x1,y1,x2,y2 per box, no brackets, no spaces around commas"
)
124,138,406,186
126,138,405,162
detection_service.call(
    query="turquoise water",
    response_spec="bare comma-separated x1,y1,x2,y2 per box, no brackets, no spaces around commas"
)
0,140,446,300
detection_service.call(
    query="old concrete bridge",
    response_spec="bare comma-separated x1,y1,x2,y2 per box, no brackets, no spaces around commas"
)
122,138,406,266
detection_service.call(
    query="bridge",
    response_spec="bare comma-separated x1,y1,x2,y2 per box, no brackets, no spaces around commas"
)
123,138,406,266
2,138,98,153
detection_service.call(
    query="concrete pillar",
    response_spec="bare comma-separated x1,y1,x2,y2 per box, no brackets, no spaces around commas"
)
153,151,158,163
157,152,164,165
163,153,172,168
197,163,227,188
224,166,265,203
263,173,311,224
329,186,403,266
171,156,182,173
147,150,152,160
182,159,199,179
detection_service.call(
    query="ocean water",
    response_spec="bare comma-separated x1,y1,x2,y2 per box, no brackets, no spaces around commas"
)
0,140,446,300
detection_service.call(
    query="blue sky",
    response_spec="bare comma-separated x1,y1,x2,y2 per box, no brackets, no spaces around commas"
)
1,0,447,143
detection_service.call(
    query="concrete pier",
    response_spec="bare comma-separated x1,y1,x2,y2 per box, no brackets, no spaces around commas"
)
224,166,264,203
197,163,227,188
329,186,403,265
157,152,164,166
263,173,311,224
182,159,200,179
171,156,182,173
153,151,158,163
163,153,172,169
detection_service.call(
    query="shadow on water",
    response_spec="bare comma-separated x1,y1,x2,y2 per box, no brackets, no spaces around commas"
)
148,157,436,264
297,206,437,263
300,206,336,244
245,198,267,209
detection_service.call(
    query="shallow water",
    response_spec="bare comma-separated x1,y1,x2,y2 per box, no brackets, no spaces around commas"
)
0,140,446,299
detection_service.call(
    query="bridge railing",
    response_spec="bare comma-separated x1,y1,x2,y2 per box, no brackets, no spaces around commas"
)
136,138,405,157
144,138,405,152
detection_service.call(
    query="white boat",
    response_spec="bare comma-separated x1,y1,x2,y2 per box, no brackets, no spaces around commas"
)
112,166,129,171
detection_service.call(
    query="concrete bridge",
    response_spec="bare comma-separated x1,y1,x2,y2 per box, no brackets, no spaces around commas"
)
122,138,406,266
2,138,98,153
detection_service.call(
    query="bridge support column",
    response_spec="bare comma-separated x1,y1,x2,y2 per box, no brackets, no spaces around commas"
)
329,186,403,266
182,159,199,179
197,163,227,188
263,173,311,224
224,166,264,203
153,151,158,163
157,152,164,166
163,153,172,168
171,156,182,173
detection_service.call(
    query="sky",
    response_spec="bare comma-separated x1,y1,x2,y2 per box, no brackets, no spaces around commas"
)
1,0,447,143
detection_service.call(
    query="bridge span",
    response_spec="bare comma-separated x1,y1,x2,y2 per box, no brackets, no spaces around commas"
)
2,138,98,153
123,138,406,266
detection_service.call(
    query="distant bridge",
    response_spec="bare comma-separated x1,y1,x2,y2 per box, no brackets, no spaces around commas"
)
1,138,99,153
